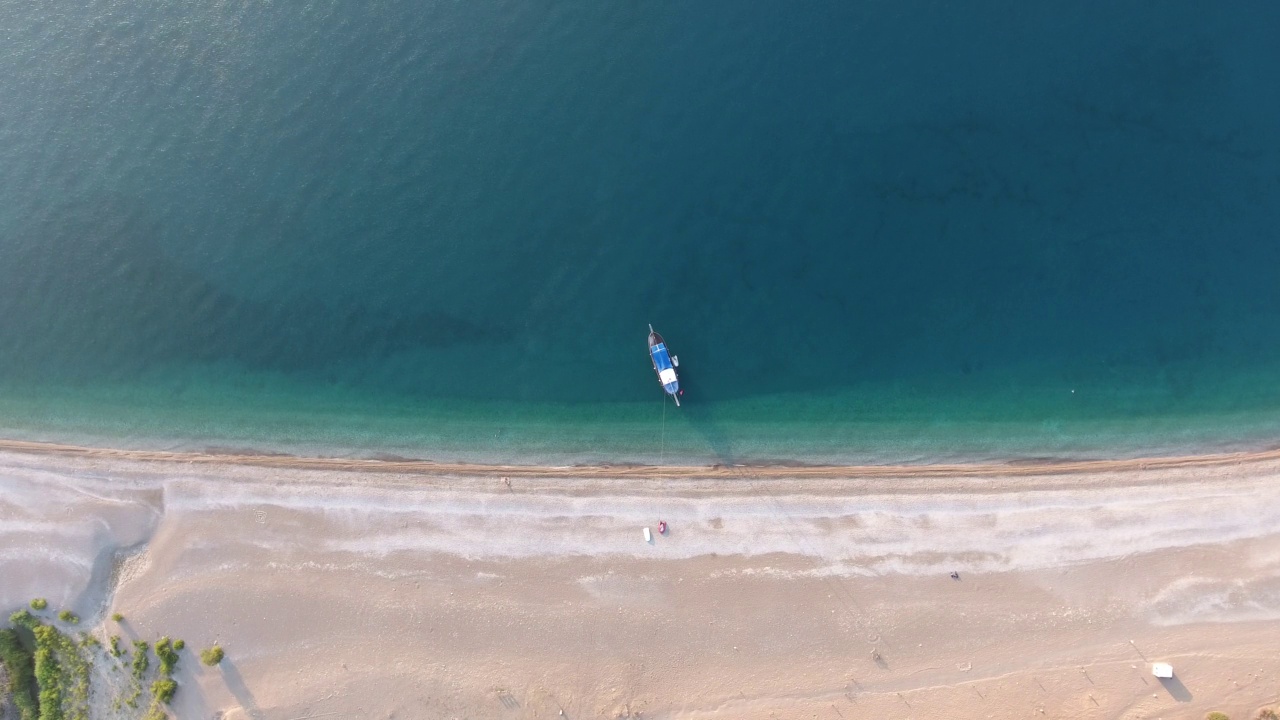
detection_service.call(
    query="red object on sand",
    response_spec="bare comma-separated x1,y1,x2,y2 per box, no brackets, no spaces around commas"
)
658,521,668,534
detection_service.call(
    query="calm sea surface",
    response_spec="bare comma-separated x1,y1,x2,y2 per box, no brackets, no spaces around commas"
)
2,2,1279,463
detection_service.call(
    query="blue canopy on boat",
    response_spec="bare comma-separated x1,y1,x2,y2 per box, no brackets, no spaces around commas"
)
650,342,680,395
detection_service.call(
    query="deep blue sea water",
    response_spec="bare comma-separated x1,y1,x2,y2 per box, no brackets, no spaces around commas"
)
2,1,1280,463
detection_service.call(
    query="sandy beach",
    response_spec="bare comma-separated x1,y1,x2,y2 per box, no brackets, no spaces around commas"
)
4,441,1280,719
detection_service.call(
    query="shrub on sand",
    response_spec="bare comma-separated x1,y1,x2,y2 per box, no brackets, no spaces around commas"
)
200,645,224,667
32,625,65,718
1256,709,1279,720
57,609,79,624
1207,712,1231,720
132,640,150,679
29,598,47,611
8,610,37,630
151,677,177,703
173,639,184,651
0,628,39,720
111,613,124,623
155,637,179,677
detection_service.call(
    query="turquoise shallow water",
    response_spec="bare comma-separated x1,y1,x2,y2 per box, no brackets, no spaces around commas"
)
7,359,1280,465
2,2,1280,464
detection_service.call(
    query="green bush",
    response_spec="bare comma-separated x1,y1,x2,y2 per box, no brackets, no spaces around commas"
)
111,613,124,623
33,625,65,720
5,610,218,718
0,628,39,720
27,621,91,720
30,599,47,611
56,610,78,625
1207,713,1231,720
9,610,38,630
1256,711,1278,720
131,641,150,679
4,614,208,720
150,677,177,704
199,645,224,667
154,637,179,677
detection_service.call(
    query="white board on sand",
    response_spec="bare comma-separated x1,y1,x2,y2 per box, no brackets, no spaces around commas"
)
1152,663,1173,678
643,527,652,542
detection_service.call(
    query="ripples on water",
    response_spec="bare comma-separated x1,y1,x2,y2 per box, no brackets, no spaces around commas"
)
1,2,1279,461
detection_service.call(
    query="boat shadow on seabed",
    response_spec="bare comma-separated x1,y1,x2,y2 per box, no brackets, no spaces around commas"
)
663,362,742,468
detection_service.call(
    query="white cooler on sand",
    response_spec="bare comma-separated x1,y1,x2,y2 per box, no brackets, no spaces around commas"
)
1152,663,1173,678
643,527,652,542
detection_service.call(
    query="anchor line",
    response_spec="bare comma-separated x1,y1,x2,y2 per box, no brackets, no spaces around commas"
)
660,394,667,464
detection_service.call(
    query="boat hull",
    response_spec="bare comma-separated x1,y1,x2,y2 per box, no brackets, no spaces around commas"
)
647,327,681,404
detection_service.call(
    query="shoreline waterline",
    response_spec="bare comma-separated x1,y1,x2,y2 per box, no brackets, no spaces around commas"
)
4,436,1279,480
